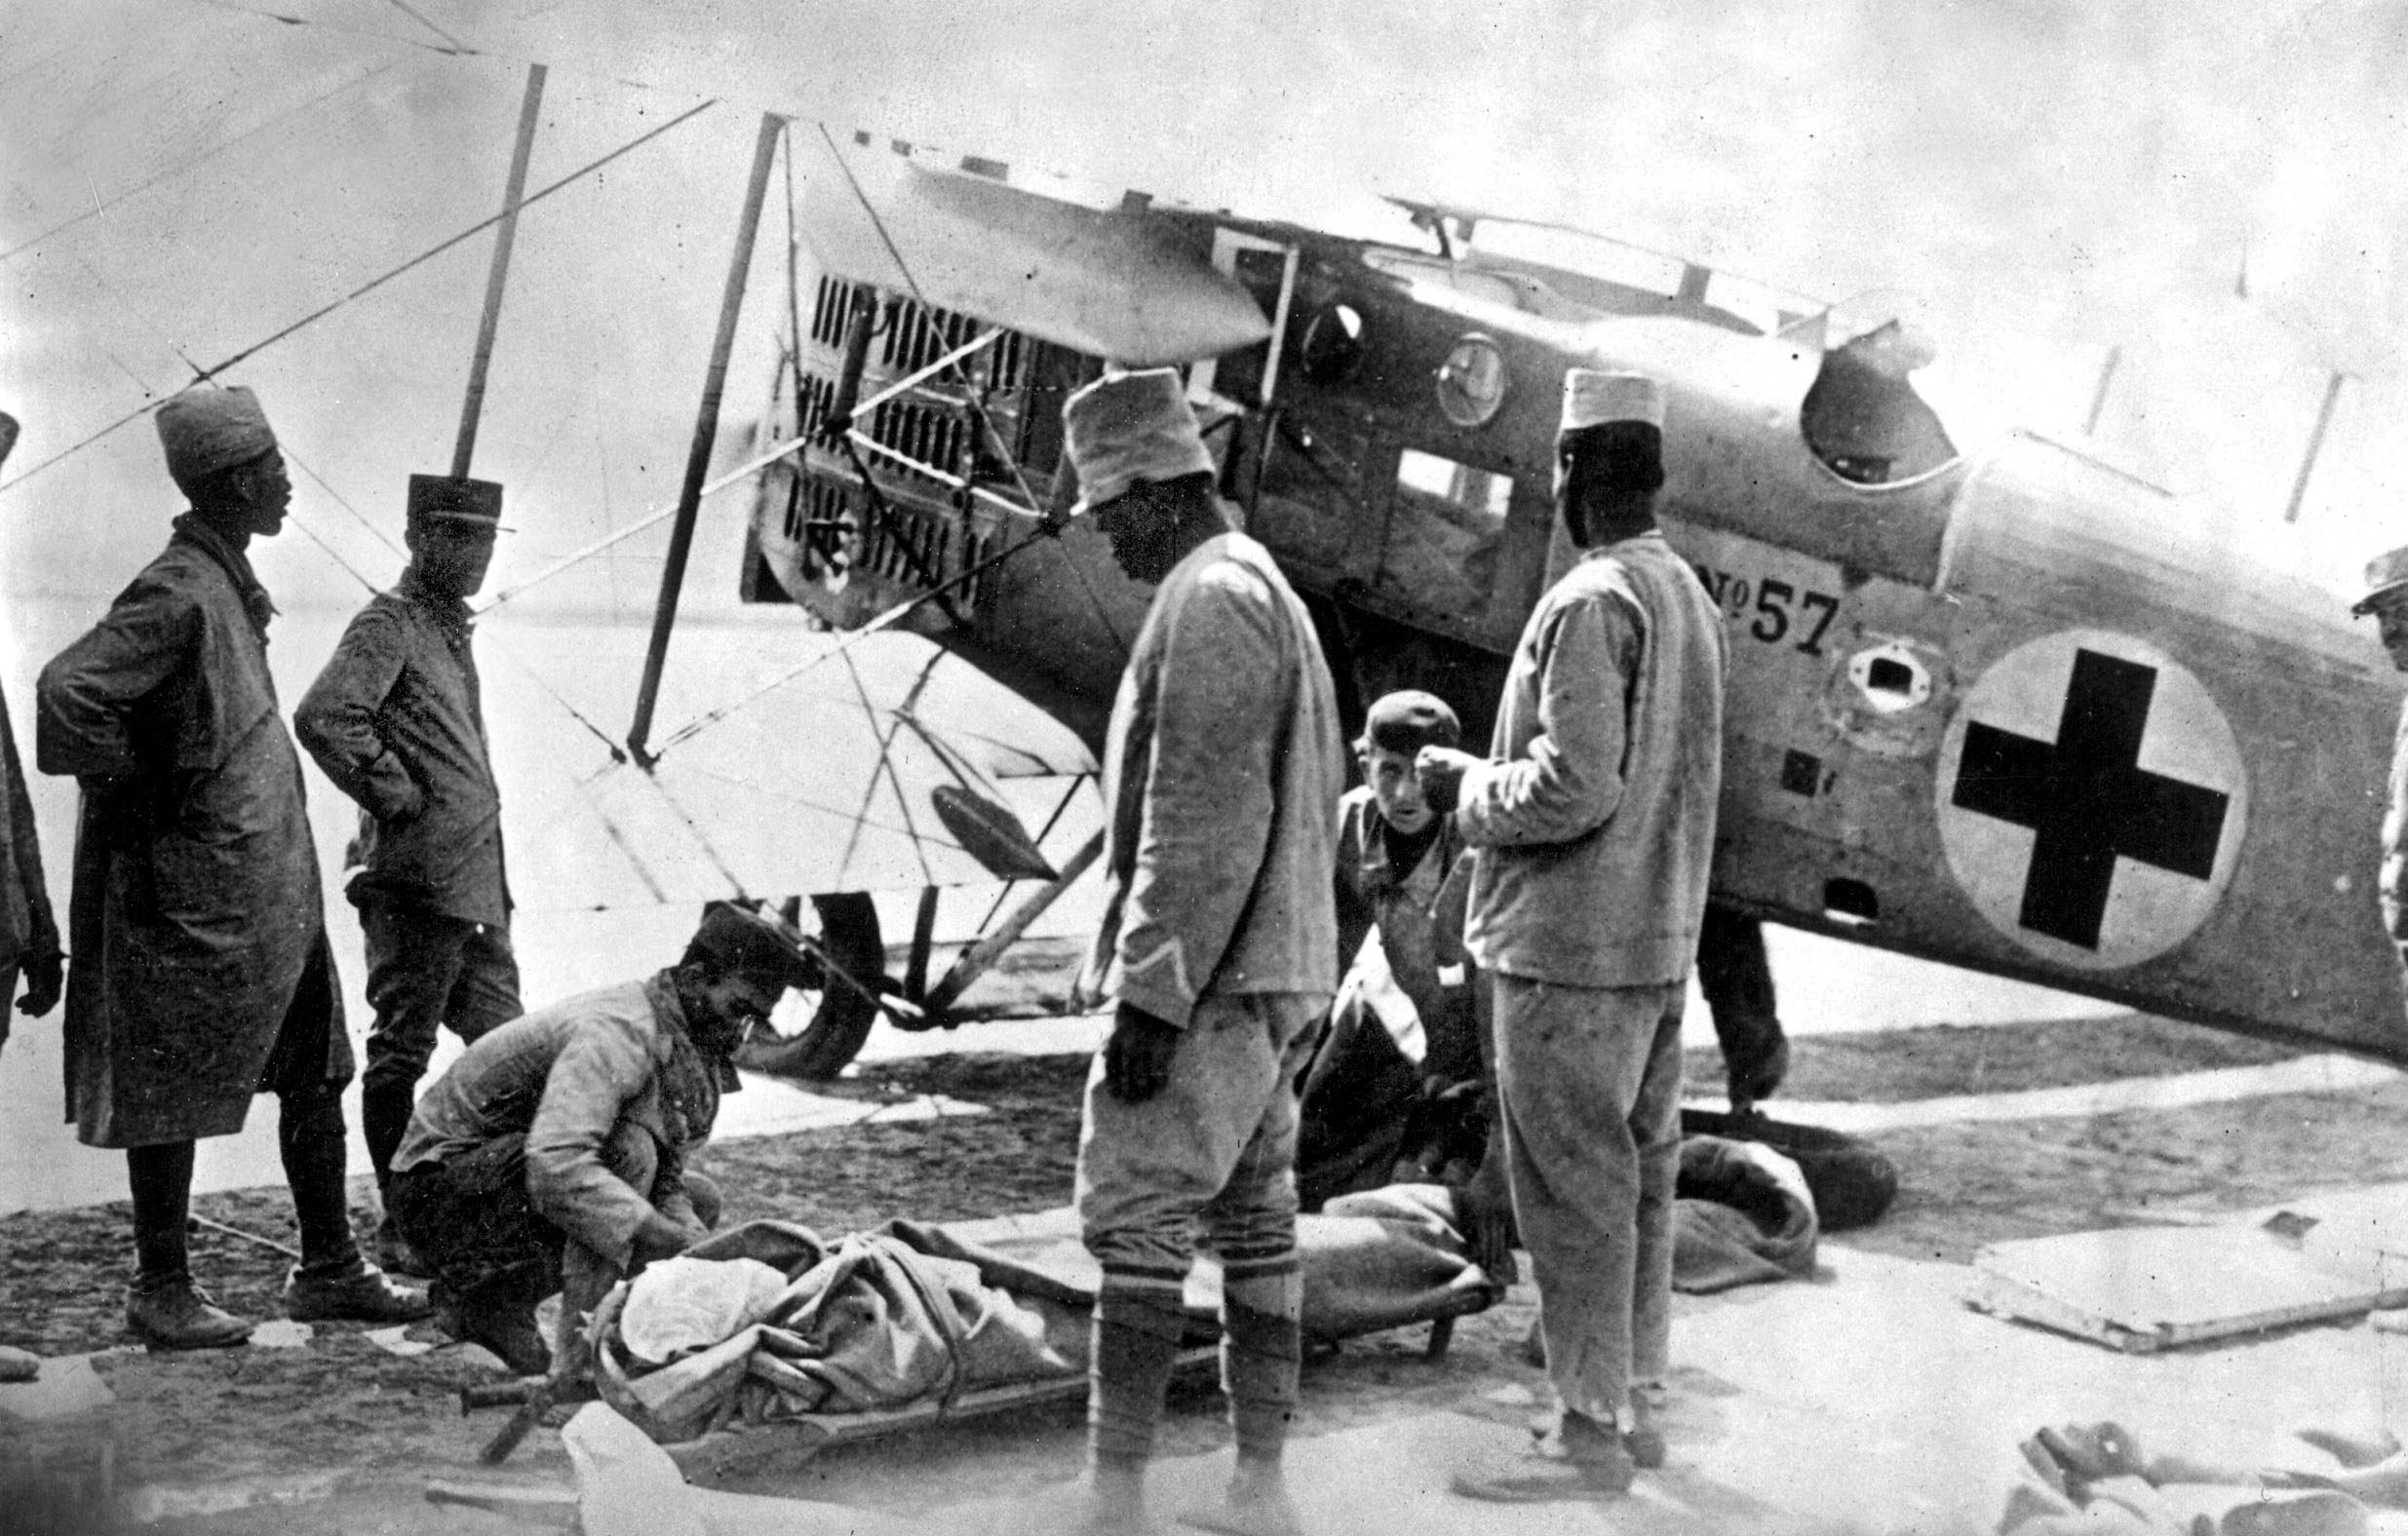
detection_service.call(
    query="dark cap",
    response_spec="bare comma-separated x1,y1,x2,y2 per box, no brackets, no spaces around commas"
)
2354,544,2408,615
685,902,818,992
407,474,507,532
1356,689,1461,756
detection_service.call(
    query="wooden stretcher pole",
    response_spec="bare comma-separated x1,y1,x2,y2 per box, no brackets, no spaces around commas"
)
629,112,786,763
451,62,546,479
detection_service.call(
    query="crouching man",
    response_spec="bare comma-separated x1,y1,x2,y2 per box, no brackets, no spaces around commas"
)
386,903,808,1376
1295,689,1513,1277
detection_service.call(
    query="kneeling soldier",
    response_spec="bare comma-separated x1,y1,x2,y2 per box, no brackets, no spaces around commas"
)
387,903,806,1375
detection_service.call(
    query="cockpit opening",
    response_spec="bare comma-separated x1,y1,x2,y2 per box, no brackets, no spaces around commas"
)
1801,319,1958,485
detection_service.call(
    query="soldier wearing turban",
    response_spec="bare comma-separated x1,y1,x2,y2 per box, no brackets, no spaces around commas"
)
37,386,426,1349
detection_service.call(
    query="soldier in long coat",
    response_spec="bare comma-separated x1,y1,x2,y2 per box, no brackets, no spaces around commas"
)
37,385,426,1349
0,410,63,1048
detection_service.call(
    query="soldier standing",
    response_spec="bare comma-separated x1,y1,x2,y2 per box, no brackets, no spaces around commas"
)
2353,546,2408,999
1418,369,1726,1500
37,386,426,1348
0,411,62,1050
296,474,521,1274
1058,368,1344,1536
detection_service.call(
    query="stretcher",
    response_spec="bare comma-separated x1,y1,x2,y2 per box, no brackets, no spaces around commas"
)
459,1194,1497,1483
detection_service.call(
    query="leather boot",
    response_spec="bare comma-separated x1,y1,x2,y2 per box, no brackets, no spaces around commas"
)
450,1280,551,1378
283,1261,432,1324
369,1214,432,1279
127,1277,254,1350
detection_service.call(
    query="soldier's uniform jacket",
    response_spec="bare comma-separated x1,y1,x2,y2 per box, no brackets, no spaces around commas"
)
294,575,509,927
392,974,718,1271
36,517,347,1147
1331,788,1480,1082
1458,531,1727,988
1083,529,1344,1028
0,685,58,979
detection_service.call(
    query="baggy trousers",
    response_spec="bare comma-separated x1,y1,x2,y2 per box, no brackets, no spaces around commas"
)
1492,973,1685,1424
390,1123,719,1368
1077,992,1323,1283
1076,992,1322,1457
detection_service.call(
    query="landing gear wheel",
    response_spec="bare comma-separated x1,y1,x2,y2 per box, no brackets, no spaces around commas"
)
735,892,886,1080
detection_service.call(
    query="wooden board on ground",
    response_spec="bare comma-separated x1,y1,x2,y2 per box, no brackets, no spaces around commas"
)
1966,1213,2408,1353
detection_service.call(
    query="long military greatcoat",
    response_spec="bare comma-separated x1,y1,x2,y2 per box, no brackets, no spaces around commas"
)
37,517,348,1147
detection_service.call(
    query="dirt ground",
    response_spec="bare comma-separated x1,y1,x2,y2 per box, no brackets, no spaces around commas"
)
1,1012,2399,1534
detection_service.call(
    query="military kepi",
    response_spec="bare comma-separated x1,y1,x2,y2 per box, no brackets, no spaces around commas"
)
155,385,276,489
1062,368,1216,516
407,474,506,532
2353,544,2408,615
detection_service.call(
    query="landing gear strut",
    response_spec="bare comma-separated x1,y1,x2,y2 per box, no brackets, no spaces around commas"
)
736,892,886,1079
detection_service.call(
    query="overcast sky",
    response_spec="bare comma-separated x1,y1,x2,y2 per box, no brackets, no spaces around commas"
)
4,0,2403,613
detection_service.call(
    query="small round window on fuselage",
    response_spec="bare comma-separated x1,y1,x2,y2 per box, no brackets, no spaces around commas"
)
1435,334,1507,427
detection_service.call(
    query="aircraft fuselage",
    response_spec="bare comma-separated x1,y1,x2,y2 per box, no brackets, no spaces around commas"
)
744,204,2407,1062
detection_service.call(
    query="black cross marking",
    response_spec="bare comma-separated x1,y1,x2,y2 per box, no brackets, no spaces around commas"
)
1950,648,2230,950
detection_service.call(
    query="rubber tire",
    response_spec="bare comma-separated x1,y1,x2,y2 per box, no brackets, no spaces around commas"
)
1678,1107,1900,1232
736,892,886,1080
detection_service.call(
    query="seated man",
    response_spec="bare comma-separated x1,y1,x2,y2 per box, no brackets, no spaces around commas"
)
387,902,811,1376
1296,691,1494,1215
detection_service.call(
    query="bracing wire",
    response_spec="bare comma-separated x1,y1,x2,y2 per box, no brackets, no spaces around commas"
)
0,97,719,496
1,59,406,264
179,0,465,58
808,123,1131,654
648,524,1041,758
377,0,467,54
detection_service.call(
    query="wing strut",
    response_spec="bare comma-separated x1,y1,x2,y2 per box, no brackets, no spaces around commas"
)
628,111,787,764
2282,368,2348,524
451,62,547,478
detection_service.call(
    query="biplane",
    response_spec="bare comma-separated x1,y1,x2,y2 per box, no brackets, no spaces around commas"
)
719,129,2408,1076
9,9,2400,1094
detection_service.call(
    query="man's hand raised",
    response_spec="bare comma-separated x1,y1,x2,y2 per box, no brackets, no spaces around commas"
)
1104,1002,1182,1104
1413,747,1480,816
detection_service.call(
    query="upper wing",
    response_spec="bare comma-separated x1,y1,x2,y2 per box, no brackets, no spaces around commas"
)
795,132,1273,366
